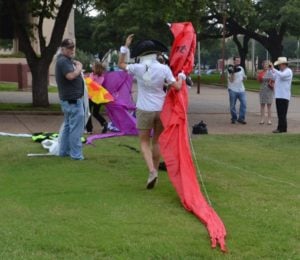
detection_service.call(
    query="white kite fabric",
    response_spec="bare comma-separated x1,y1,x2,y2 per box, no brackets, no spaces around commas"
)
27,139,60,157
0,132,32,138
0,131,59,157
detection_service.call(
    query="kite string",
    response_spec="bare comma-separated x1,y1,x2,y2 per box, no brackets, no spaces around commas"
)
179,88,212,206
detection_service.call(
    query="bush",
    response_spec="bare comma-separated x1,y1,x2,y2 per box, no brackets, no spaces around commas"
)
0,52,25,58
75,49,93,73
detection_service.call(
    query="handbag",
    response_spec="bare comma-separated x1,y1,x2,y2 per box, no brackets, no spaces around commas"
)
267,79,274,90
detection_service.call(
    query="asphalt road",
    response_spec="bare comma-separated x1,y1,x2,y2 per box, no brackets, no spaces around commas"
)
0,85,299,134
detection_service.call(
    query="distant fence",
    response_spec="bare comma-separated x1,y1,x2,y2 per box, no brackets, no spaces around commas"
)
0,63,30,89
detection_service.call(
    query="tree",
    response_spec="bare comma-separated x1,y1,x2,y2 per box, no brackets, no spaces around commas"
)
92,0,206,54
74,10,98,54
200,0,300,63
74,0,96,17
3,0,75,107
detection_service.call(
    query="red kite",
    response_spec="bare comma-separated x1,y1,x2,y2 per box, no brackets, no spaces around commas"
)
159,22,227,252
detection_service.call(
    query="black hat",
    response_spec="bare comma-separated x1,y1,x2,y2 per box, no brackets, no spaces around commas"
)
131,39,168,58
61,38,75,49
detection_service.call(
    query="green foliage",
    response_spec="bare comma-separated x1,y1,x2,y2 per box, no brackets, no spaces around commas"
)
74,10,98,53
0,52,26,58
280,0,300,35
92,0,206,53
194,74,300,95
29,0,58,19
0,103,61,111
0,82,18,91
75,0,96,16
0,135,299,258
200,0,300,61
0,39,13,49
75,49,93,72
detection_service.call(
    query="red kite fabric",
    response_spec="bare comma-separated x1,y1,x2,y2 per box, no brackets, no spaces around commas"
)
159,22,227,252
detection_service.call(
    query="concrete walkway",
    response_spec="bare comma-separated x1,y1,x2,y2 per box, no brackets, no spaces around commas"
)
0,85,299,134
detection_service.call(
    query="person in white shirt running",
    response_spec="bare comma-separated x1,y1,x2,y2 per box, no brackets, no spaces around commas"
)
118,34,185,189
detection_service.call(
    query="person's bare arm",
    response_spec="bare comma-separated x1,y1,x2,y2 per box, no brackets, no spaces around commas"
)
65,61,83,80
118,34,134,70
169,72,186,90
172,79,183,90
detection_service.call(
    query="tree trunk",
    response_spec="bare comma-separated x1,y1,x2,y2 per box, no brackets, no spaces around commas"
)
30,61,50,107
6,0,75,107
232,34,249,72
251,32,283,63
267,42,283,63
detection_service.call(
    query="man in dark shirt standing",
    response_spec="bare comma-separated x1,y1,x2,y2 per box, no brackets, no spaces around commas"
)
55,39,85,160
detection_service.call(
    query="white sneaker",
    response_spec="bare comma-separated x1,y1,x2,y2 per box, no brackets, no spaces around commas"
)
146,171,158,189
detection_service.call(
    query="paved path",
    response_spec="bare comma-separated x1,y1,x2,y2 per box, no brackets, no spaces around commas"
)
0,85,299,134
187,85,300,134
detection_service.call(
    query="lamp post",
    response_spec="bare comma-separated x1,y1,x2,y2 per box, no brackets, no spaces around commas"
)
251,39,255,77
297,38,299,73
197,31,201,94
220,0,227,83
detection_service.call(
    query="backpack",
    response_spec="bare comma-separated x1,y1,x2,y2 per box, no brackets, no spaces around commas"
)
192,121,208,135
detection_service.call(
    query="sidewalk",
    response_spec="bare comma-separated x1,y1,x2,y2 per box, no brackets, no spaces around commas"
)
0,85,299,134
187,85,300,134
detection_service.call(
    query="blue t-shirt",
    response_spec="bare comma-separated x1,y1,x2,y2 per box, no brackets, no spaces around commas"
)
55,54,84,100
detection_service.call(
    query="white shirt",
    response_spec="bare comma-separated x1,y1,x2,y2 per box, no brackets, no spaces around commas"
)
227,66,246,92
272,67,293,100
127,59,176,111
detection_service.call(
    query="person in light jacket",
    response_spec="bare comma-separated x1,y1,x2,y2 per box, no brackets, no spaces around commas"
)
270,57,293,133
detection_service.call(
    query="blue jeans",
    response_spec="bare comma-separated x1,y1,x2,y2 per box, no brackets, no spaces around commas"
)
60,98,85,160
228,89,247,121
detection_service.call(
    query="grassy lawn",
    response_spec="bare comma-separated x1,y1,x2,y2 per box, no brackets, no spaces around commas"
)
0,82,18,91
195,74,300,96
0,103,61,112
0,83,57,93
0,134,299,259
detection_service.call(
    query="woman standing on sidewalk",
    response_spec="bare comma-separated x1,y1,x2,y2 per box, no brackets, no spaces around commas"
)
257,61,275,125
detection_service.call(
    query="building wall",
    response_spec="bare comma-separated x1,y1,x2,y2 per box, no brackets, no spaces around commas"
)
0,2,75,80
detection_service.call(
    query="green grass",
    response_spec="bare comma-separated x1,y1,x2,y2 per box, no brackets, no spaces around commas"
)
48,86,58,93
0,134,299,259
0,82,18,91
194,74,300,96
0,83,57,93
0,103,61,111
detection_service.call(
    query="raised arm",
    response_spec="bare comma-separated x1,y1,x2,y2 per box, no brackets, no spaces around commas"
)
118,34,134,70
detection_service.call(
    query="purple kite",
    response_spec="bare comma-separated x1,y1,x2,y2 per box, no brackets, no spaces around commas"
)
86,71,138,144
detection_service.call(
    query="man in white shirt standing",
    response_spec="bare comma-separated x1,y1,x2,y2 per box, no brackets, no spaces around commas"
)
227,57,247,124
271,57,293,133
118,34,185,189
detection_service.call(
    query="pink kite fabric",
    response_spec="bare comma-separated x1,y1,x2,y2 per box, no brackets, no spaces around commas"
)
159,22,227,252
86,71,138,144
